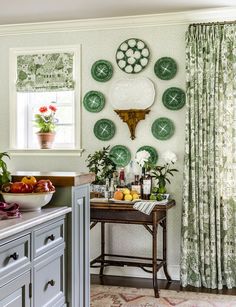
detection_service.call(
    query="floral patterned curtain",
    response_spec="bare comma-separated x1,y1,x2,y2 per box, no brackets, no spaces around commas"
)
181,24,236,289
16,52,75,92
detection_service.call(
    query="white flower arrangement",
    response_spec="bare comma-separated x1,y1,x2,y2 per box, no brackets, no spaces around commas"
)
163,150,177,164
151,150,178,193
135,150,151,168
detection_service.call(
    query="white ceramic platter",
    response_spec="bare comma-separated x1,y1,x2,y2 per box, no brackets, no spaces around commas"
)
109,77,155,110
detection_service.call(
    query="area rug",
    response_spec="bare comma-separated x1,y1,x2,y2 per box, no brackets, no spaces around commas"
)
90,284,236,307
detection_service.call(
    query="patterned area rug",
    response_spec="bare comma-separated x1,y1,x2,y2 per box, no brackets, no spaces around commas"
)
91,285,236,307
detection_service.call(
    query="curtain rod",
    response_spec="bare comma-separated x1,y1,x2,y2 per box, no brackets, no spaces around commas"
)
189,20,236,27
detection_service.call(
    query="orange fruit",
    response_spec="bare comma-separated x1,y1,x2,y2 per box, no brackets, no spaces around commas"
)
114,190,124,200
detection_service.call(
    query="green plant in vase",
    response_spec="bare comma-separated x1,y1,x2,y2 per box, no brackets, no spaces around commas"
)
151,150,178,198
86,146,116,185
34,103,58,149
0,152,11,187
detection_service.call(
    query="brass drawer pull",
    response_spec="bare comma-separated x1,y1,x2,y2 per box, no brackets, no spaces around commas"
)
47,234,55,241
9,252,19,261
47,279,55,287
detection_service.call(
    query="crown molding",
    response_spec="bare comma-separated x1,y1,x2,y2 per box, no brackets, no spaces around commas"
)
0,7,235,36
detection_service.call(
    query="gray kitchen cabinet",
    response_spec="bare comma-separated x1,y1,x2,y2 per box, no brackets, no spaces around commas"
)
52,184,91,307
12,172,95,307
0,208,71,307
33,245,65,307
0,271,31,307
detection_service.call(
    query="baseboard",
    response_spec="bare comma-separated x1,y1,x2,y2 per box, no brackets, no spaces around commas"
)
90,265,180,281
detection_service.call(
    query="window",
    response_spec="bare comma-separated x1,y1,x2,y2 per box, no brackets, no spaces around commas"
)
9,45,81,153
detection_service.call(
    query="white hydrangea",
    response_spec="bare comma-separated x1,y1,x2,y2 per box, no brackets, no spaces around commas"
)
135,150,150,167
163,151,177,164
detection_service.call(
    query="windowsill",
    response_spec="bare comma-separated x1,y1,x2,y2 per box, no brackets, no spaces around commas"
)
9,148,85,156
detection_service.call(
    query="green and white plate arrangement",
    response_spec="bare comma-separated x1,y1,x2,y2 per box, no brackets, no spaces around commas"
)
137,146,158,165
154,57,177,80
109,145,131,167
93,119,116,141
151,117,175,140
116,38,150,74
91,60,113,82
162,87,186,110
83,91,105,112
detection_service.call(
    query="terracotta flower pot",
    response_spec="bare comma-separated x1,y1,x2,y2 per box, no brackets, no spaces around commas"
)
37,132,55,149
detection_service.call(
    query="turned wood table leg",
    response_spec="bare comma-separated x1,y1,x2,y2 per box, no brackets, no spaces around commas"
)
162,218,171,282
152,212,159,298
99,222,105,276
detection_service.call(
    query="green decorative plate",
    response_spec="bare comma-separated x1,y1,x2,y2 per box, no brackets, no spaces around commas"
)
137,146,158,165
116,38,150,74
83,91,105,112
154,57,177,80
162,87,186,110
91,60,113,82
93,119,116,141
109,145,131,167
151,117,175,140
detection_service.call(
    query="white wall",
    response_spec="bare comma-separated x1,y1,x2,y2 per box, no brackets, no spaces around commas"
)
0,10,224,280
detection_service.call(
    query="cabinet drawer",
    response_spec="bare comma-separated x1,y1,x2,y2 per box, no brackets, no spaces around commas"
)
0,235,30,287
34,247,65,307
33,219,64,258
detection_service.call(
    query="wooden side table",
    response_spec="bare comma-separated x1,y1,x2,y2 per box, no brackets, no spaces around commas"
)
90,199,175,297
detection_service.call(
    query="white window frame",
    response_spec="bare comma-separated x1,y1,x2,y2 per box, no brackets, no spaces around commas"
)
9,45,83,156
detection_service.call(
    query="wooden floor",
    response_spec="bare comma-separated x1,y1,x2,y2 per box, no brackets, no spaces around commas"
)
91,274,236,296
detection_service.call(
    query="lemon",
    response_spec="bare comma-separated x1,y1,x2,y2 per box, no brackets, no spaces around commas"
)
124,194,133,201
132,193,139,200
123,188,130,195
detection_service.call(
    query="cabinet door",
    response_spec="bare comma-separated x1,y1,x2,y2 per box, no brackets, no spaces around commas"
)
33,247,65,307
0,271,31,307
71,184,90,307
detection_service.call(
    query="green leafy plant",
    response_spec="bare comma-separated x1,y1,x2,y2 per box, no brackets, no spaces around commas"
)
151,151,178,193
0,152,12,186
34,103,58,133
86,146,116,184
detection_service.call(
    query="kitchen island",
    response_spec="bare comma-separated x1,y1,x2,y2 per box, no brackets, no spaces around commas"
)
0,207,71,306
12,171,95,307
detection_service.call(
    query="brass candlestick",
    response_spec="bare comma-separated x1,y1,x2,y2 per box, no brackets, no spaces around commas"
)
114,109,150,140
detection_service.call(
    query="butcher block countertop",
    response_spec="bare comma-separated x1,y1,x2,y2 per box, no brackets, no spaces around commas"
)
12,171,95,187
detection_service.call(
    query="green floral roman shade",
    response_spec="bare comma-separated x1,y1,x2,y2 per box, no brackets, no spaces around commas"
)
16,53,75,92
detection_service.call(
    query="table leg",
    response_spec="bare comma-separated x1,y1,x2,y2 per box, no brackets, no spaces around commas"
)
163,218,171,282
99,222,105,276
152,212,159,298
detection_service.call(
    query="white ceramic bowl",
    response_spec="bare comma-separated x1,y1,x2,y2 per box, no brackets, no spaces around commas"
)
0,191,55,211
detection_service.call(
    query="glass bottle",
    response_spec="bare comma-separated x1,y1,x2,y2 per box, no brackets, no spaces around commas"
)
140,167,152,200
126,161,135,189
131,175,141,195
118,168,125,188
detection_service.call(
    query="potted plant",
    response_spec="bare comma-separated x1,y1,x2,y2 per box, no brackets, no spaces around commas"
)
151,151,178,199
86,146,116,194
34,103,58,149
0,152,11,187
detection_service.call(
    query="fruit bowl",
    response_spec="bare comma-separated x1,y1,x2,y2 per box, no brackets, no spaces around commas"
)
0,191,55,212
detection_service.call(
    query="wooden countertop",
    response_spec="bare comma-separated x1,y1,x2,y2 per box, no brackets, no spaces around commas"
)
0,207,71,241
12,171,95,187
